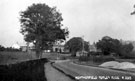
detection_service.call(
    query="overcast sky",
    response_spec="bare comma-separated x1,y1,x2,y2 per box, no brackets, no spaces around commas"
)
0,0,135,47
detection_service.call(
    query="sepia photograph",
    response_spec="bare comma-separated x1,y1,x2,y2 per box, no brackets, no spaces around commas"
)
0,0,135,81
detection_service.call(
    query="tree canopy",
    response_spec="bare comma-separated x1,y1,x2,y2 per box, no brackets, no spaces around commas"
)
120,43,134,57
0,45,5,51
65,37,89,56
131,5,135,15
96,36,134,57
20,3,69,58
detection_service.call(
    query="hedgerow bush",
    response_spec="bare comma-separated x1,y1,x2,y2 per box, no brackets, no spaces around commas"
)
79,55,115,63
78,56,90,61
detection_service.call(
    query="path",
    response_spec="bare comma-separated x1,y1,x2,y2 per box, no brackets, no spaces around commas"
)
45,62,74,81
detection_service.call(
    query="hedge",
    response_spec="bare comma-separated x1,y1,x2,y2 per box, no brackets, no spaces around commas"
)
79,56,115,63
0,58,48,81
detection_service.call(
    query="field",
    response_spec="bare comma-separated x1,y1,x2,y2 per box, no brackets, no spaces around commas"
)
42,52,71,60
0,51,71,81
0,51,37,65
0,51,71,65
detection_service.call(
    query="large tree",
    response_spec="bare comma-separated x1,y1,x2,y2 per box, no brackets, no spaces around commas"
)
0,45,5,51
96,36,122,55
20,3,69,58
120,43,134,57
96,36,133,56
65,37,89,57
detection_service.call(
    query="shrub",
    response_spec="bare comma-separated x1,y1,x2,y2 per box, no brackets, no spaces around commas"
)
120,51,135,59
78,56,90,61
79,55,115,63
104,56,115,62
93,56,115,63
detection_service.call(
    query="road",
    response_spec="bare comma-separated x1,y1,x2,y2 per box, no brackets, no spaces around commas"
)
53,60,135,81
45,62,74,81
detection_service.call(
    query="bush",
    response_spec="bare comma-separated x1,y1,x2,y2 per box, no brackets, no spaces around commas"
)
120,51,135,59
104,56,115,62
78,56,90,61
93,56,115,63
79,56,92,61
79,55,115,63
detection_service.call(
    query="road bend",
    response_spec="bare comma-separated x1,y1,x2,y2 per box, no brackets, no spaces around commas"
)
53,61,135,81
44,62,74,81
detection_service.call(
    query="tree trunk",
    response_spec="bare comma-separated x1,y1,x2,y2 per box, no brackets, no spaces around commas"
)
35,41,42,59
71,51,76,57
36,50,43,59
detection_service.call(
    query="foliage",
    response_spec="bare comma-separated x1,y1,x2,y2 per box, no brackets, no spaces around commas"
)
120,43,134,58
78,55,115,62
96,36,121,55
20,3,69,58
5,47,20,52
65,37,89,56
96,36,134,57
0,45,5,51
88,52,103,56
78,56,90,61
131,5,135,15
0,45,20,52
93,56,115,63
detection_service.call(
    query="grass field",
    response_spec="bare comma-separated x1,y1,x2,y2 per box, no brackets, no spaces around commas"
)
0,51,71,65
42,52,71,60
0,51,37,65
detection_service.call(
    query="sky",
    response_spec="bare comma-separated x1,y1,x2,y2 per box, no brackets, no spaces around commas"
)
0,0,135,47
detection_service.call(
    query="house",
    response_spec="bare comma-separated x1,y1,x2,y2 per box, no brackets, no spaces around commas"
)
20,46,27,52
20,43,34,52
52,44,70,53
52,45,65,52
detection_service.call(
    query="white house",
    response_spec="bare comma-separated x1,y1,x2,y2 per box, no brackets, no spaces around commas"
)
52,45,64,52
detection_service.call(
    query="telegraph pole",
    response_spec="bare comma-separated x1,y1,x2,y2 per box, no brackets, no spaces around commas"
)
82,35,84,56
57,41,60,60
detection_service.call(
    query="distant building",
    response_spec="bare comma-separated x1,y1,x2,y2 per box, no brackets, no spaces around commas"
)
52,45,64,52
89,43,101,52
11,43,20,49
20,43,34,52
20,46,27,52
